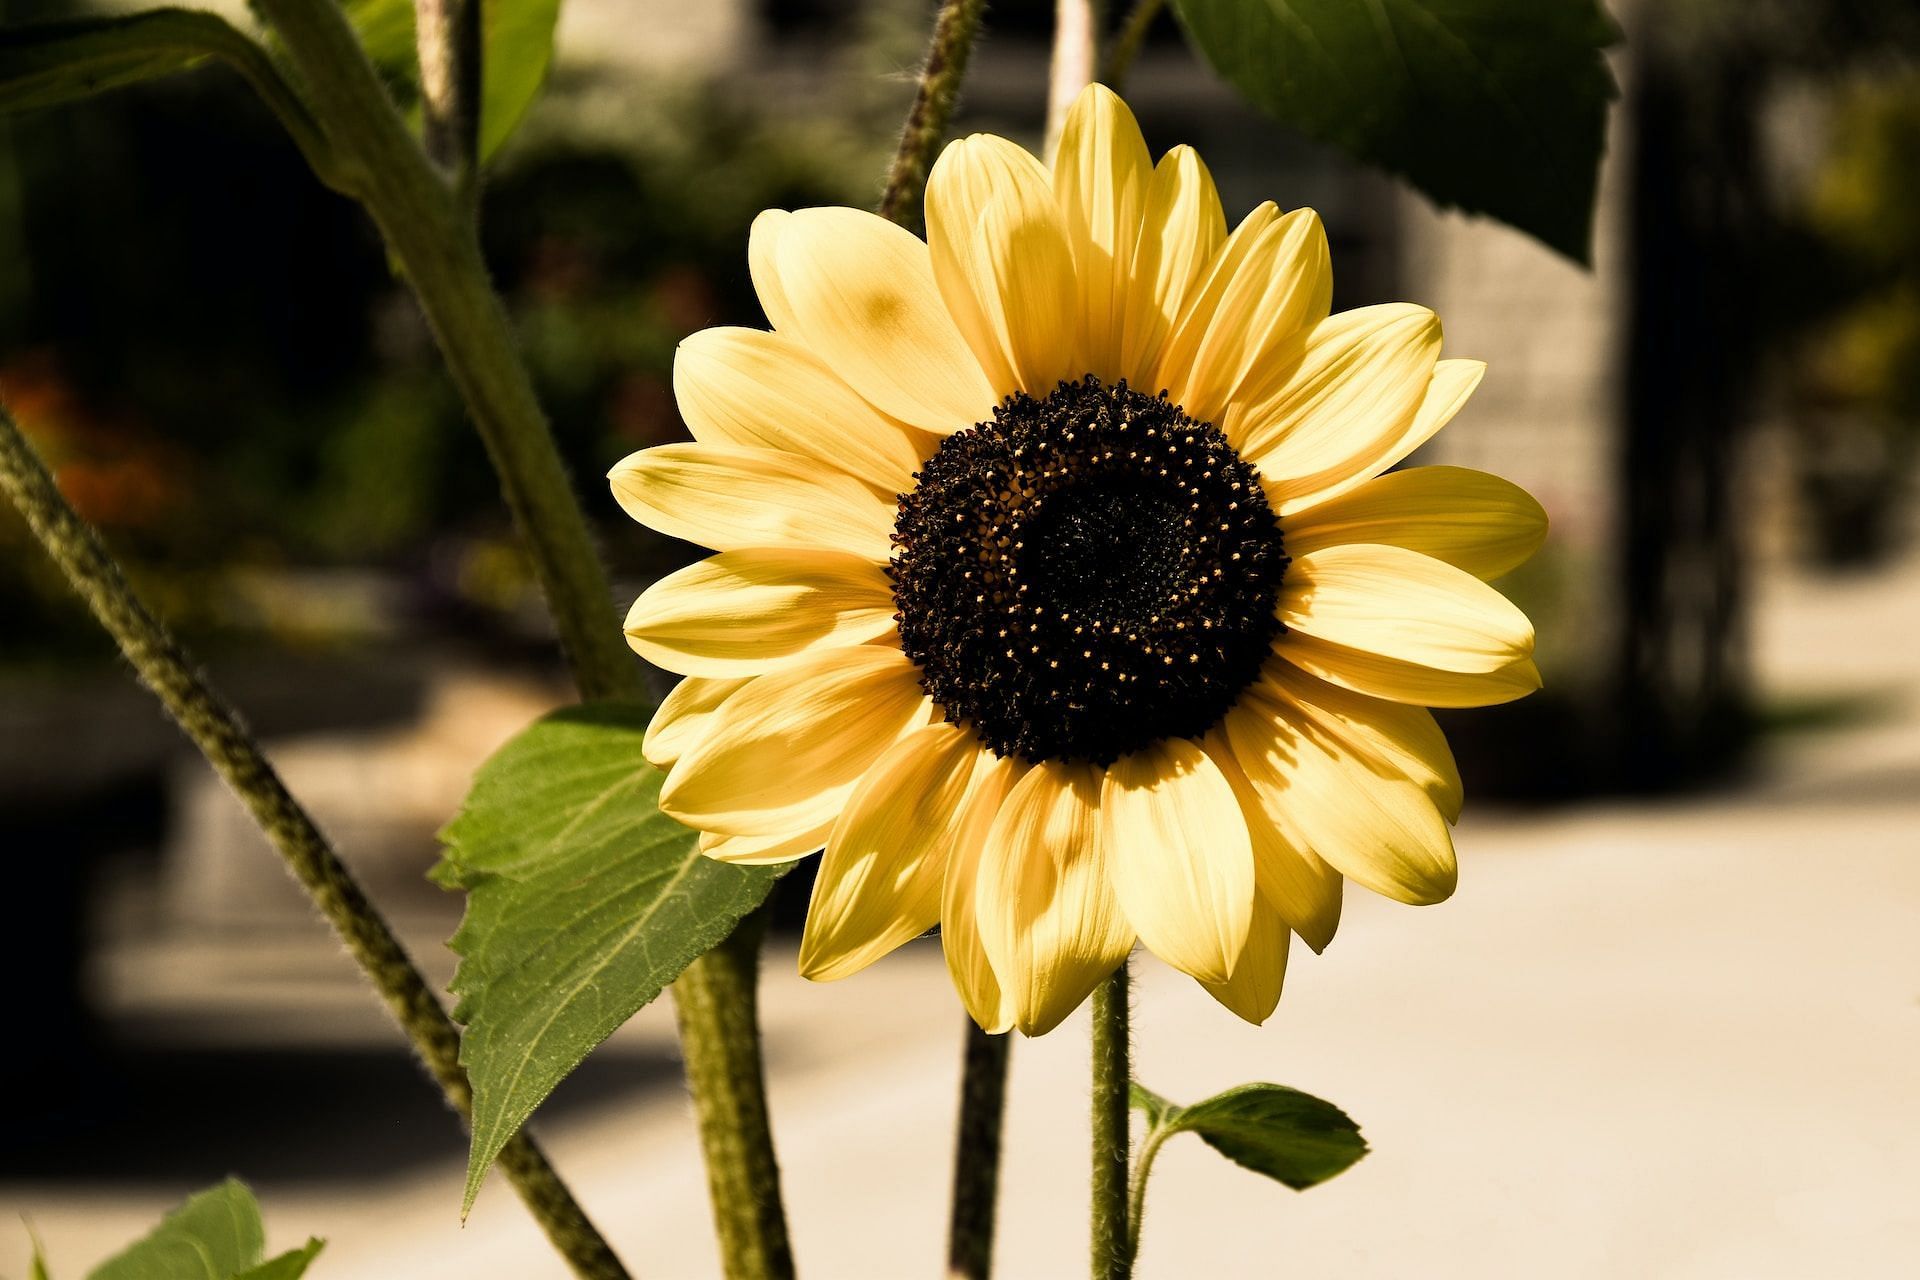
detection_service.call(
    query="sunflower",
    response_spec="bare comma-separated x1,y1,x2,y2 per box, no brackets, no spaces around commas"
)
611,85,1544,1036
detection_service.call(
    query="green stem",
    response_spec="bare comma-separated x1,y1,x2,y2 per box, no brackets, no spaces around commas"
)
1090,962,1132,1280
946,1023,1011,1280
1100,0,1165,92
248,1,792,1270
1121,1124,1171,1269
876,0,989,230
0,405,628,1280
672,906,795,1280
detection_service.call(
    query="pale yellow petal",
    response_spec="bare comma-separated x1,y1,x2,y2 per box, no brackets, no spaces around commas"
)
926,134,1082,396
673,326,925,494
1277,632,1543,708
1197,896,1291,1025
700,824,830,865
1201,726,1343,952
1280,543,1534,675
942,753,1026,1034
975,761,1135,1036
624,550,897,677
1285,465,1547,580
747,209,799,334
1118,145,1227,387
608,442,896,562
1102,740,1254,986
1052,84,1152,381
1151,201,1280,402
773,206,996,433
644,676,751,768
1225,703,1457,906
1231,304,1442,513
1259,661,1464,823
1160,208,1331,425
798,723,983,982
661,645,930,836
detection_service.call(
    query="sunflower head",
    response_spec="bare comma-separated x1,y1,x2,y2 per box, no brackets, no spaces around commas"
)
612,85,1546,1036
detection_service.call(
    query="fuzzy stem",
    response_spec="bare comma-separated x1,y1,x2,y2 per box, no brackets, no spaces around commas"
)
671,905,795,1280
1121,1123,1170,1269
0,405,629,1280
877,0,989,230
414,0,481,202
243,1,794,1270
946,1023,1011,1280
1090,962,1132,1280
1100,0,1165,92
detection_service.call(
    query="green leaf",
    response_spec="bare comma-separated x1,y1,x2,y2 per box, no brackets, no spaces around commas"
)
1170,0,1619,263
0,8,255,114
1132,1081,1369,1191
86,1179,264,1280
232,1241,325,1280
436,701,784,1214
341,0,561,160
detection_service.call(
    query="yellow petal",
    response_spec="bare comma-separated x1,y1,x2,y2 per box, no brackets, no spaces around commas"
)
1201,727,1343,952
661,645,930,836
608,442,897,562
747,209,799,334
926,134,1082,396
1102,740,1254,986
1258,661,1464,822
1118,145,1227,387
1052,84,1152,381
624,550,897,677
700,824,830,865
1280,543,1535,675
1151,202,1280,402
1197,896,1291,1025
1285,465,1547,581
798,723,983,982
1278,633,1543,707
1231,304,1442,513
1225,704,1457,906
772,206,996,433
942,752,1026,1034
673,326,926,494
974,761,1134,1036
1160,208,1331,425
644,676,751,769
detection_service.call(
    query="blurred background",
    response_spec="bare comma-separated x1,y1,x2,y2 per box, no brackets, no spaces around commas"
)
2,0,1917,1276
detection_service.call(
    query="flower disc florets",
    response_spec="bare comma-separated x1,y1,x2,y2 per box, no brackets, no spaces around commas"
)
890,376,1288,765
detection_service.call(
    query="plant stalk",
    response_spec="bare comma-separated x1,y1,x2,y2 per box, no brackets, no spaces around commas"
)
0,405,628,1280
877,0,989,229
1100,0,1165,92
1090,962,1132,1280
672,905,795,1280
946,1023,1011,1280
1045,0,1102,157
249,1,792,1270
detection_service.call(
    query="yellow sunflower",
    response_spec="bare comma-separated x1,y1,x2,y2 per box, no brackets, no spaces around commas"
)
611,85,1544,1036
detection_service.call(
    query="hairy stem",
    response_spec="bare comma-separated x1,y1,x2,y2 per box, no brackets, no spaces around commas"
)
0,405,628,1280
946,1023,1011,1280
1045,0,1102,157
877,0,989,229
1121,1124,1170,1269
672,905,795,1280
1090,962,1132,1280
248,1,792,1270
1100,0,1165,92
414,0,481,201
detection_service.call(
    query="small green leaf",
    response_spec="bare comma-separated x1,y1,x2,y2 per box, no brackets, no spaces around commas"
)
233,1240,325,1280
1128,1081,1179,1130
1170,0,1619,263
341,0,561,160
27,1225,51,1280
1141,1082,1368,1191
86,1179,265,1280
0,8,253,114
437,702,784,1214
